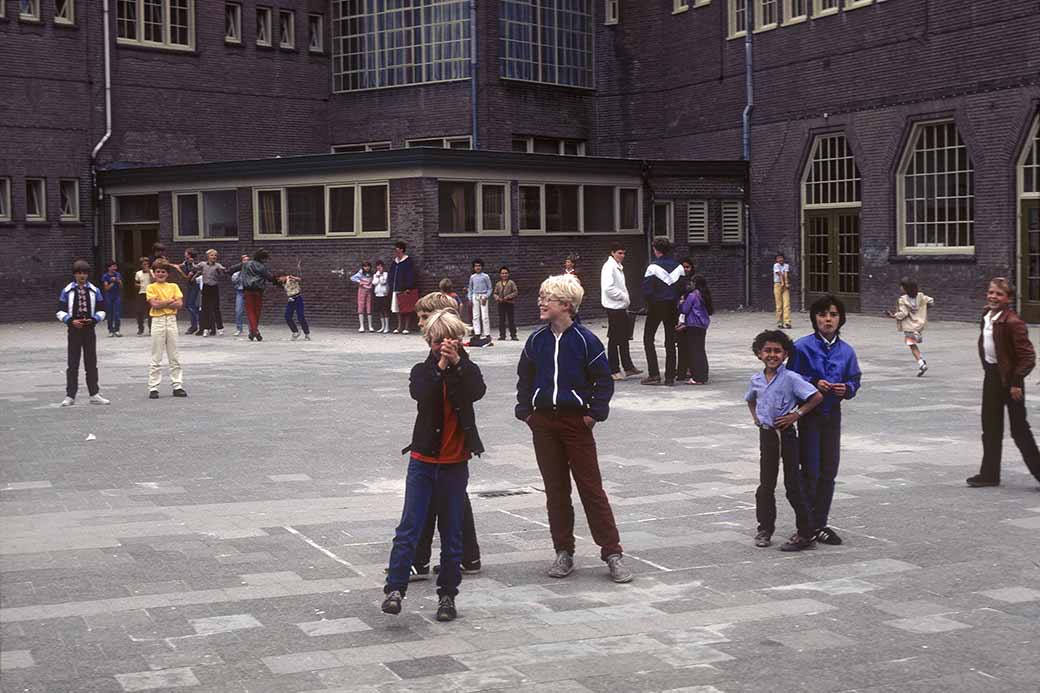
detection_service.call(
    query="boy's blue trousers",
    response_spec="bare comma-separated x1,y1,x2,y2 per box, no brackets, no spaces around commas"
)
798,407,842,530
105,293,121,333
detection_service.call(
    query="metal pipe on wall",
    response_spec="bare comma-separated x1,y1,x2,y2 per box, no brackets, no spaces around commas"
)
470,0,479,148
741,3,755,309
91,0,113,255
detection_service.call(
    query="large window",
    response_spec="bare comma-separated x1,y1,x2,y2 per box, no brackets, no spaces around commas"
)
755,0,778,29
254,183,390,238
0,178,10,222
803,133,862,207
898,121,975,253
26,178,45,221
500,0,593,89
332,0,471,93
1020,116,1039,197
117,0,194,50
175,190,239,240
518,184,641,234
60,179,79,221
728,0,747,37
438,181,508,235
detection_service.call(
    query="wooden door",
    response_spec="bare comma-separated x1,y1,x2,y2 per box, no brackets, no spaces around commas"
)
1021,201,1040,322
804,210,861,312
116,226,159,308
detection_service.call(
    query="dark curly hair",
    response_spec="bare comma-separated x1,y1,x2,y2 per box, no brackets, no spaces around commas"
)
752,329,794,357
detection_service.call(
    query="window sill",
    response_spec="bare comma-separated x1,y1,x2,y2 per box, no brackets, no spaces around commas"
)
279,45,296,52
54,21,79,30
225,39,243,47
672,6,690,15
256,42,275,50
254,233,391,240
890,253,976,264
439,231,512,238
783,16,808,25
845,0,874,9
518,230,643,236
812,8,840,19
18,16,42,24
727,31,747,40
753,24,778,34
308,49,324,55
173,236,240,242
116,40,198,56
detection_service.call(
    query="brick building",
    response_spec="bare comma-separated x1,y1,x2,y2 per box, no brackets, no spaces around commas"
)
2,0,1037,324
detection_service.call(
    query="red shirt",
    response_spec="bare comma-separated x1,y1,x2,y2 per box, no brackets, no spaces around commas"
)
411,381,469,464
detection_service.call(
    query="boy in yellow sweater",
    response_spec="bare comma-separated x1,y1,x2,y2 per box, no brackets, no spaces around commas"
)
146,262,187,399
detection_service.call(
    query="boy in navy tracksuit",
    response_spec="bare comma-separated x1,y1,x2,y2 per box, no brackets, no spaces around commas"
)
57,260,111,406
640,237,685,386
787,294,862,546
516,275,632,584
100,260,123,337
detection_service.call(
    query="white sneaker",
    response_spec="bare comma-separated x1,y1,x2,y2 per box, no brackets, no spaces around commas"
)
291,332,300,341
393,329,400,334
89,394,111,405
402,330,410,335
217,329,224,336
60,396,75,407
304,334,312,341
201,330,209,337
234,330,242,336
359,325,366,333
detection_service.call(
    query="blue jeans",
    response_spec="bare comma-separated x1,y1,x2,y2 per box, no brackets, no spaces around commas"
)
285,295,309,335
184,285,200,330
235,290,245,332
105,293,121,333
798,407,842,530
385,459,469,597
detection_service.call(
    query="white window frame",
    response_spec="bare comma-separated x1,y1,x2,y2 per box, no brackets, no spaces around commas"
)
500,0,593,89
783,0,808,24
406,136,472,150
812,0,840,18
19,0,40,21
1,1,5,19
278,9,294,49
55,0,75,25
673,0,690,13
224,2,241,44
517,183,643,236
721,199,744,243
26,178,46,221
687,200,708,244
513,136,588,156
694,0,711,5
437,180,511,236
59,179,80,221
896,119,975,255
256,6,272,47
1017,115,1040,199
307,13,323,53
844,0,873,9
331,141,392,153
0,178,11,222
116,0,195,51
605,0,618,25
802,133,863,209
754,0,779,31
728,0,747,38
252,182,392,239
174,189,240,241
654,201,674,241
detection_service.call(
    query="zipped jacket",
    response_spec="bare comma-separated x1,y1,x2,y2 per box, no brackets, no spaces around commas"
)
679,290,710,329
515,323,614,422
241,260,274,291
788,332,862,415
403,349,486,458
642,257,684,304
56,282,106,325
978,308,1035,388
600,256,630,310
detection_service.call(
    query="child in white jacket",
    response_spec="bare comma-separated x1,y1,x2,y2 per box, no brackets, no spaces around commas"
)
887,277,934,377
372,261,390,333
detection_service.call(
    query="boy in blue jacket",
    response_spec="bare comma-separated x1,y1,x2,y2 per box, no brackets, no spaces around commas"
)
516,275,632,584
640,237,685,386
788,294,862,546
57,260,110,406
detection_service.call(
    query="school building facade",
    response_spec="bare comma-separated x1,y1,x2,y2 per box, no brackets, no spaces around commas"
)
2,0,1037,324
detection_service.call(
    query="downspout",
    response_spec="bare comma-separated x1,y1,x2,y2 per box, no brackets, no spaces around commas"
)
741,4,754,310
470,0,478,148
91,0,113,258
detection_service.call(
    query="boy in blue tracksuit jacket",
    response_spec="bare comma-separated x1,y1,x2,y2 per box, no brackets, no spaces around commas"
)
516,275,633,584
640,237,685,385
787,294,862,546
56,259,111,406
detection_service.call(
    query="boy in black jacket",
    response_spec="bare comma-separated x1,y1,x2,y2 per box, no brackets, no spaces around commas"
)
382,309,486,622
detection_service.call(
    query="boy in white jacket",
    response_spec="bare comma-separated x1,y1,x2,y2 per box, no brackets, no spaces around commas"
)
886,277,934,376
600,243,641,380
372,261,390,333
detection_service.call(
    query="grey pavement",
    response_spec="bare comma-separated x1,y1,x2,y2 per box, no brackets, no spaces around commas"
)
1,312,1039,693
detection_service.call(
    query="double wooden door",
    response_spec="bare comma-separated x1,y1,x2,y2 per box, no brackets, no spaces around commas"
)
804,210,861,313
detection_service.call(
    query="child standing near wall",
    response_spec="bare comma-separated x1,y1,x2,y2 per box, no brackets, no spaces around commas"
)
373,260,390,334
57,260,111,406
134,257,152,336
886,277,934,377
493,266,519,341
101,260,123,337
231,254,249,336
351,261,375,333
773,253,792,329
277,273,309,341
468,259,493,346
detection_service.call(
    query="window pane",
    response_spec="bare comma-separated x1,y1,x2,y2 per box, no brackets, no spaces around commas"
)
177,195,200,236
361,185,389,233
257,190,282,234
409,139,444,148
545,184,579,233
329,186,355,233
225,3,240,41
117,194,159,222
500,0,592,88
512,138,529,153
279,10,294,48
654,202,670,237
26,180,44,218
117,0,137,39
332,144,366,153
439,181,476,233
308,14,322,51
619,189,639,229
482,184,506,231
257,8,270,44
804,134,862,206
60,180,78,218
583,185,615,232
203,190,238,238
0,179,9,219
519,185,541,230
286,186,325,236
533,137,559,154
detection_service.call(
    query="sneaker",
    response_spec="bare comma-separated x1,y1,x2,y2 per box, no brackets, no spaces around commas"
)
611,372,626,381
383,564,430,581
640,376,661,386
393,329,400,334
255,332,263,342
107,332,115,338
754,530,772,547
435,595,457,622
148,391,159,399
291,332,300,341
606,554,633,584
201,330,209,337
89,394,110,405
402,330,410,335
248,333,255,341
172,389,188,398
60,396,75,407
381,590,402,615
814,527,843,545
114,332,122,338
217,329,224,336
304,335,312,341
547,550,574,578
433,560,482,575
625,367,643,376
780,534,817,552
234,330,242,336
917,361,928,377
966,474,999,488
186,326,197,335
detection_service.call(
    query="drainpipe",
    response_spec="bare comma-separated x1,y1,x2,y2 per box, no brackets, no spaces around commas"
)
741,4,754,309
470,0,478,149
91,0,113,258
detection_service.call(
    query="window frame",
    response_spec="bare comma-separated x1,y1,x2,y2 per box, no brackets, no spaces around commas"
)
173,189,240,241
252,182,392,240
0,178,11,222
517,183,643,236
1017,115,1039,199
728,0,747,38
406,136,472,150
812,0,840,18
256,6,272,47
500,0,594,89
653,201,674,242
694,0,711,5
896,119,976,256
605,0,618,25
512,136,588,156
25,178,46,221
307,13,323,53
224,2,241,44
59,179,80,221
673,0,690,13
802,133,863,210
331,141,392,153
844,0,873,9
782,0,808,24
278,9,294,50
19,0,39,21
55,0,75,25
437,179,511,237
754,0,779,31
116,0,195,51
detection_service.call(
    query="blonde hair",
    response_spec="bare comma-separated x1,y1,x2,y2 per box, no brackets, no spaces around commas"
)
206,248,218,257
423,308,469,344
416,291,459,316
539,274,584,315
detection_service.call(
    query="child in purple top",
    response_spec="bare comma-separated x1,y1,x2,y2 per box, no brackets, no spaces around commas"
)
677,274,713,385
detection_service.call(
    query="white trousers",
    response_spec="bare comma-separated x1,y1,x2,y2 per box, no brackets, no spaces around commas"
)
149,314,183,391
472,297,490,337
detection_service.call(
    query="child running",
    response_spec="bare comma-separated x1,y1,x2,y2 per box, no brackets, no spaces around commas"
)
351,261,375,333
516,275,631,583
382,308,485,622
746,330,823,550
373,260,390,334
787,294,862,546
57,260,111,406
100,260,123,337
146,261,187,399
886,277,934,376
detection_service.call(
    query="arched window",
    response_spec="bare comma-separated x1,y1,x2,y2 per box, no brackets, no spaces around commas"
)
803,133,862,208
898,121,975,253
1021,115,1040,197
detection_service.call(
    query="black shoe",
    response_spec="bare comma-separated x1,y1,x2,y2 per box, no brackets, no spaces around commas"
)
172,389,188,398
433,560,482,575
435,595,457,622
381,590,402,615
148,391,159,399
780,534,817,552
255,332,263,342
186,326,197,335
966,475,999,487
814,527,843,545
511,335,518,341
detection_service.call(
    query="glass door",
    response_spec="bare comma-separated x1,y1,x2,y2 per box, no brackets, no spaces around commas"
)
1021,201,1040,322
804,210,861,312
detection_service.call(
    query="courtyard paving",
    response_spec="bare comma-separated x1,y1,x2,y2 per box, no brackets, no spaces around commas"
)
1,311,1038,692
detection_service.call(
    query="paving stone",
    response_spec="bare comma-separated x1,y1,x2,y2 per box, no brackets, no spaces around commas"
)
261,650,342,675
383,654,469,680
0,649,35,670
114,667,200,691
315,663,400,687
189,613,264,635
884,615,973,634
767,628,857,651
296,617,372,636
977,586,1040,603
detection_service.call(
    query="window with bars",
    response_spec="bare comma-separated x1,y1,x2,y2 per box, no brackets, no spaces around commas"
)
438,181,509,234
898,121,975,252
308,14,323,53
60,180,79,220
26,178,46,221
721,200,743,243
728,0,747,37
687,200,708,243
1021,117,1039,195
279,10,294,49
803,134,862,207
225,3,241,43
756,0,778,29
117,0,193,50
332,0,471,93
55,0,74,24
255,184,390,238
0,178,10,222
19,0,39,20
813,0,839,16
500,0,593,89
256,7,272,46
784,0,808,21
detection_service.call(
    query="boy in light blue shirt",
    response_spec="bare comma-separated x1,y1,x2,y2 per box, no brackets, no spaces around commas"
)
746,330,823,552
467,259,493,346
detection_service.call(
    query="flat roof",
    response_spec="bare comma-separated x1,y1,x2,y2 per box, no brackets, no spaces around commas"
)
98,148,747,187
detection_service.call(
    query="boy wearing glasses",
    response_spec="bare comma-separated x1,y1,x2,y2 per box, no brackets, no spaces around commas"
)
515,275,632,584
